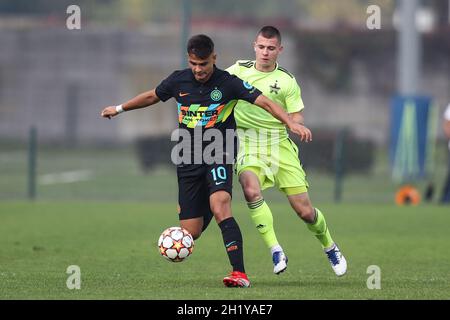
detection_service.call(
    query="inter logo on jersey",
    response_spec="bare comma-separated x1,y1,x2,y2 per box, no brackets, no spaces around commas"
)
210,88,222,102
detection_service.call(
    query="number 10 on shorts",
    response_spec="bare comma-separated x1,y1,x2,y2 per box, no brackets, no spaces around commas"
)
211,166,227,183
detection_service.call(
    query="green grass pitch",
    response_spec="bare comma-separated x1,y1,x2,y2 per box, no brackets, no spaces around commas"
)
1,201,449,299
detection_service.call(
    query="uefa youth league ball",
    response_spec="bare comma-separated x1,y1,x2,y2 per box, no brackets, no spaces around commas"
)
158,227,194,262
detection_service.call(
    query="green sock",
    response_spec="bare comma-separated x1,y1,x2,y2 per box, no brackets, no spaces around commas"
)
248,198,279,248
306,208,334,249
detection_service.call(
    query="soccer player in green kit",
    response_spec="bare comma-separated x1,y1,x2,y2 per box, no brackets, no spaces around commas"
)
226,26,347,276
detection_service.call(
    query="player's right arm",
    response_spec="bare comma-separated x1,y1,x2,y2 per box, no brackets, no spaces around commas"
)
100,89,160,119
229,72,311,142
253,94,312,142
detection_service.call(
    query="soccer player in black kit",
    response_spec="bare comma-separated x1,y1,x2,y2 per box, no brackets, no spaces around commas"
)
101,34,311,287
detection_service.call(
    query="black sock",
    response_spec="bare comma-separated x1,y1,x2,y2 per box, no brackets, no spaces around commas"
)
218,217,245,273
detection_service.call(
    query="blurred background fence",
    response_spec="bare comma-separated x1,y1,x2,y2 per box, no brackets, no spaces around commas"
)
1,0,449,204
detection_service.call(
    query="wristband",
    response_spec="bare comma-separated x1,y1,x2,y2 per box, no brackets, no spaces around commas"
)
115,105,124,114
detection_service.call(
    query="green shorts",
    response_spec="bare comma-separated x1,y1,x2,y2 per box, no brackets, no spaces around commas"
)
236,137,309,196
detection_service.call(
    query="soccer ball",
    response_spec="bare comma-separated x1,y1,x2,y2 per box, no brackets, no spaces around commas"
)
158,227,194,262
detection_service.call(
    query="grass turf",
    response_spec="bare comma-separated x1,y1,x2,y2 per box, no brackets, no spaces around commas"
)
0,201,449,299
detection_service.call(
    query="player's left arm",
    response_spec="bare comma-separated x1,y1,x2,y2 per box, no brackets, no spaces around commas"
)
289,111,305,125
284,78,311,137
288,111,312,140
254,95,312,142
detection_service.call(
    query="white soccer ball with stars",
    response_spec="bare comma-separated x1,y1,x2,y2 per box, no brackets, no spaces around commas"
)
158,227,194,262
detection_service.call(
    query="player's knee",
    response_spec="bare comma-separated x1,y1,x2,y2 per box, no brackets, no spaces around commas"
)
239,172,262,202
297,206,315,223
210,200,229,217
242,185,262,202
210,192,232,219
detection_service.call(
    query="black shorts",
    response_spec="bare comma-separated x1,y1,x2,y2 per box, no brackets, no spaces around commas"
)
177,163,233,221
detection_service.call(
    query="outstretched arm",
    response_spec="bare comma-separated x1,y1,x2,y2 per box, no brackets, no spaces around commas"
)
100,89,161,119
253,95,312,142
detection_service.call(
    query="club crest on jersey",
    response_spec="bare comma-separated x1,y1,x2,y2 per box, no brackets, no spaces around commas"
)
270,80,281,94
210,88,222,102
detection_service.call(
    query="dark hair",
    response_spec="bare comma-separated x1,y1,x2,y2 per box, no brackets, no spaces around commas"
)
187,34,214,59
257,26,282,43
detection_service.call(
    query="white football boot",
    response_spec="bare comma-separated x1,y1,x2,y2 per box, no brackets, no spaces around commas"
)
272,251,288,275
325,244,347,276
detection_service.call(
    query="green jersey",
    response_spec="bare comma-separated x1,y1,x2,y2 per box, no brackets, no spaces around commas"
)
226,60,304,144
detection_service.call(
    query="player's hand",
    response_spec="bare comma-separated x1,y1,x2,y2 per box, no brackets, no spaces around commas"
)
100,106,118,119
288,123,312,142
